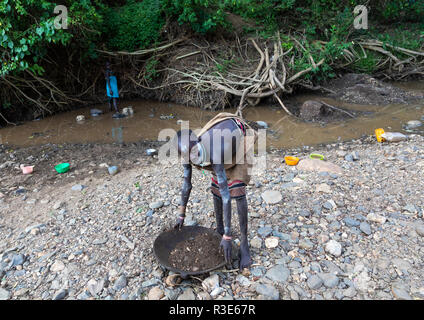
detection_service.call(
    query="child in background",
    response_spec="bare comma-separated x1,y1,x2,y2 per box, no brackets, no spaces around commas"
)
105,61,120,115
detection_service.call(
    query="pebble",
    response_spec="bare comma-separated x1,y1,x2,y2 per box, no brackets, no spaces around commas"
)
53,201,64,210
142,279,160,288
298,239,314,250
148,286,165,300
257,226,273,238
87,279,104,296
251,266,266,277
52,289,68,300
405,120,422,130
177,288,196,300
318,273,339,288
265,236,279,249
392,284,412,300
265,265,290,284
323,200,336,210
71,184,85,191
149,201,164,209
25,223,45,233
236,275,251,287
210,286,224,298
50,260,65,272
307,275,323,290
403,204,416,213
250,236,262,249
202,274,219,292
255,284,279,300
9,253,25,267
415,224,424,237
113,275,127,291
300,209,311,217
261,190,282,204
366,213,386,224
359,222,372,235
316,183,331,193
344,154,354,162
0,288,11,300
343,286,357,298
325,240,342,257
92,238,108,245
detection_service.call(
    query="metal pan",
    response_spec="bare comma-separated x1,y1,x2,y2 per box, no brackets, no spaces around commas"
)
153,226,226,278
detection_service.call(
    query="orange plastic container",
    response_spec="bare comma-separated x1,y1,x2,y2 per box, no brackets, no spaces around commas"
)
284,156,299,166
375,128,385,142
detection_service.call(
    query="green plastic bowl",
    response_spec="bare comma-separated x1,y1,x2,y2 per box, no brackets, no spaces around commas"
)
309,153,325,161
55,163,70,173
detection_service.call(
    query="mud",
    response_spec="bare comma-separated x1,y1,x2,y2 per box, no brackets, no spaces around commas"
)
325,73,424,105
168,231,224,272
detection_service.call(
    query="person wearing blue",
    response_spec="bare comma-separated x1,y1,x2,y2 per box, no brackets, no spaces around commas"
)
105,61,120,114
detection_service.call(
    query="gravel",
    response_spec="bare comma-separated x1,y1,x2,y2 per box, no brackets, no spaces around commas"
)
0,134,423,300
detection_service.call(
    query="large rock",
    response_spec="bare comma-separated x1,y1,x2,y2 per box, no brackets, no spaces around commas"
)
0,288,10,300
177,288,196,300
307,275,323,290
392,283,412,300
148,286,165,300
255,284,279,300
415,223,424,237
318,273,339,288
297,159,343,175
404,120,422,130
265,265,290,284
265,237,279,249
325,240,342,257
299,101,327,121
202,274,220,292
87,279,105,297
261,190,282,204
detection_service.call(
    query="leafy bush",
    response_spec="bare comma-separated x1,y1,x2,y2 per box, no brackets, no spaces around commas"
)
0,0,102,77
162,0,227,34
102,0,164,51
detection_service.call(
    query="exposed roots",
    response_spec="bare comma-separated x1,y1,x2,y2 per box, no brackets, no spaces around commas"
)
1,33,423,125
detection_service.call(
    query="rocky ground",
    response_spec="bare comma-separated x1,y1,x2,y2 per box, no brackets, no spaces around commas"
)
1,133,424,300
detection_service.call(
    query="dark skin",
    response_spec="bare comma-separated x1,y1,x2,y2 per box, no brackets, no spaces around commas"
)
174,120,252,270
105,62,119,113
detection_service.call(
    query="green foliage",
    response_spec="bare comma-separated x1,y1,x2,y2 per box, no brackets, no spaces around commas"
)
353,51,380,74
162,0,228,34
103,0,164,51
379,0,424,22
0,0,102,77
1,0,423,98
144,56,160,82
374,23,424,51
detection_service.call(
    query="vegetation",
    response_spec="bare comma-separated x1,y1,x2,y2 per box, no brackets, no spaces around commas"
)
1,0,423,122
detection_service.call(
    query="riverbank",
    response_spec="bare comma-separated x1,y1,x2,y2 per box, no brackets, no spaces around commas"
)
1,134,423,300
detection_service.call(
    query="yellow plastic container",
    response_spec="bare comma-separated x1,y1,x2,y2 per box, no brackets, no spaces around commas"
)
284,156,299,166
375,128,385,142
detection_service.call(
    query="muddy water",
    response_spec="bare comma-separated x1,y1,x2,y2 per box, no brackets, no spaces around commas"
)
0,91,423,149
